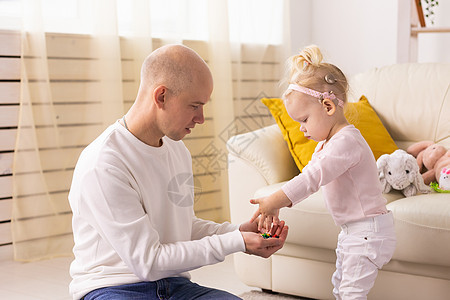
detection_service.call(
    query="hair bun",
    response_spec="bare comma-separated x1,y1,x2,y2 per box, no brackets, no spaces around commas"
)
298,45,323,67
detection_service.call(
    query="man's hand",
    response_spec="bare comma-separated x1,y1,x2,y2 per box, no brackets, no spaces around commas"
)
239,218,260,233
240,221,288,258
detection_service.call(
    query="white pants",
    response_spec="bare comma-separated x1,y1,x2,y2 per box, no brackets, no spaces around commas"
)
332,211,396,300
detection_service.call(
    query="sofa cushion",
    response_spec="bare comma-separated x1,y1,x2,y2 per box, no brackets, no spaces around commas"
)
261,96,398,171
387,193,450,267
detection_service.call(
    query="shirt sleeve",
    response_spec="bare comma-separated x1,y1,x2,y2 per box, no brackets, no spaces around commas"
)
282,134,361,206
78,166,245,281
191,217,241,240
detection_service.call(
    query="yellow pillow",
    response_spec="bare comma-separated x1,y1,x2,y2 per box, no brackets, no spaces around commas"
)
261,95,398,171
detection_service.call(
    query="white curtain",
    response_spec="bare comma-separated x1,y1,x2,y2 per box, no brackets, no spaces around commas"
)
11,0,290,261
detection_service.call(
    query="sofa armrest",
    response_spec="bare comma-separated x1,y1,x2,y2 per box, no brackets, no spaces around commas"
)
226,124,298,185
226,124,298,225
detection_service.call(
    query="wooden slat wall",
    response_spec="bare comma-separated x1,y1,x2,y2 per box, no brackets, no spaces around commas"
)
0,30,20,251
0,30,281,256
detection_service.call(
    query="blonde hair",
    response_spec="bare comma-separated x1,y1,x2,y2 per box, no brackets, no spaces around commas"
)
284,45,348,103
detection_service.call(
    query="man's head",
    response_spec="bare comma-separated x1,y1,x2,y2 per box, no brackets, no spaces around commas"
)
133,44,213,145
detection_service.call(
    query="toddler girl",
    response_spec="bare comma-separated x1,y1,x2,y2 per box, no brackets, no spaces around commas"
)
250,45,396,300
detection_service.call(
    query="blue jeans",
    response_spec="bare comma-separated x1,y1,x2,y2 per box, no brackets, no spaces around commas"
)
82,277,242,300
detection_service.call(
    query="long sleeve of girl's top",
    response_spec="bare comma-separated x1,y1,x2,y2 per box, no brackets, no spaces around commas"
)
281,125,387,226
282,133,360,206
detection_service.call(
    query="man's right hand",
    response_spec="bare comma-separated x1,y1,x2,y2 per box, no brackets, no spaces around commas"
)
241,222,288,258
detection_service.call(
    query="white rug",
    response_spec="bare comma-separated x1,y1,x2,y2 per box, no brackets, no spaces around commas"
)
239,290,314,300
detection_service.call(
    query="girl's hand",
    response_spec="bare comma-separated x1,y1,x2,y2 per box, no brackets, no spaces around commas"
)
249,190,291,231
250,197,280,231
240,217,285,235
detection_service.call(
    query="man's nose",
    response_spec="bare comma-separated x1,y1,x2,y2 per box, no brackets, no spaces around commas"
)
194,107,205,124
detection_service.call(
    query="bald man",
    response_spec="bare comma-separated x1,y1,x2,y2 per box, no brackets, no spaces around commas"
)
68,45,288,300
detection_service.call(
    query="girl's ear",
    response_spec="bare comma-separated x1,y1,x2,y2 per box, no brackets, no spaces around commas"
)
322,99,336,115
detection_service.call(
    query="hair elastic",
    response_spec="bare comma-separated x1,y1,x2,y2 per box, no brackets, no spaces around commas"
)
287,83,344,108
324,73,337,84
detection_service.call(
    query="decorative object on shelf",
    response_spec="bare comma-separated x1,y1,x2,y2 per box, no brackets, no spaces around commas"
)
415,0,439,26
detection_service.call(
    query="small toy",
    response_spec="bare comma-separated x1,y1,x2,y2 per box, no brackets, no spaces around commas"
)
430,182,450,193
439,168,450,190
406,141,450,186
431,167,450,193
377,149,430,197
261,233,279,239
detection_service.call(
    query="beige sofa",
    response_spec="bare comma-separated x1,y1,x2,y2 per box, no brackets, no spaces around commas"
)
227,63,450,300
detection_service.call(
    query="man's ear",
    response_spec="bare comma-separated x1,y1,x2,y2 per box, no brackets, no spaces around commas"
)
153,86,167,108
322,99,336,115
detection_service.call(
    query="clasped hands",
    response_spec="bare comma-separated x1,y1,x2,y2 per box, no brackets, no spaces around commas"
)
250,189,292,232
239,192,291,259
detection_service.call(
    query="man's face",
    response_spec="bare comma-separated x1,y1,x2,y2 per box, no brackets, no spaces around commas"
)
161,78,213,141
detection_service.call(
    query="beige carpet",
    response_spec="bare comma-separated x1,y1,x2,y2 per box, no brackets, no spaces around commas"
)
239,290,315,299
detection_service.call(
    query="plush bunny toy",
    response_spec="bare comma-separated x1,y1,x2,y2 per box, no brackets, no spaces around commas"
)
406,141,450,186
377,149,430,197
439,168,450,190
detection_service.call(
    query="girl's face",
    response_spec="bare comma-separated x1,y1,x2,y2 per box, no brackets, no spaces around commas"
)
284,92,333,142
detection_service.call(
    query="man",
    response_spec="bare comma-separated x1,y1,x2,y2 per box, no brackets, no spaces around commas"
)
68,44,288,300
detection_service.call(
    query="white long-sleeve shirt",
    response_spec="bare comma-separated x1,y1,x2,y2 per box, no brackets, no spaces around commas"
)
282,125,388,226
69,121,245,300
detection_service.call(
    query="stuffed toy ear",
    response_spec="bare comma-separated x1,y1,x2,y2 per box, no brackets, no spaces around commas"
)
376,154,391,193
406,141,434,157
407,155,430,194
376,154,388,177
405,155,418,175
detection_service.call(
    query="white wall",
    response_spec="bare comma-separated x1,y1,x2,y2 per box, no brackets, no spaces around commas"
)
288,0,312,56
289,0,450,77
417,0,450,62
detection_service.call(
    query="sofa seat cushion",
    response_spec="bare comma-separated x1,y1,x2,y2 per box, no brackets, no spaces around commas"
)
387,193,450,267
